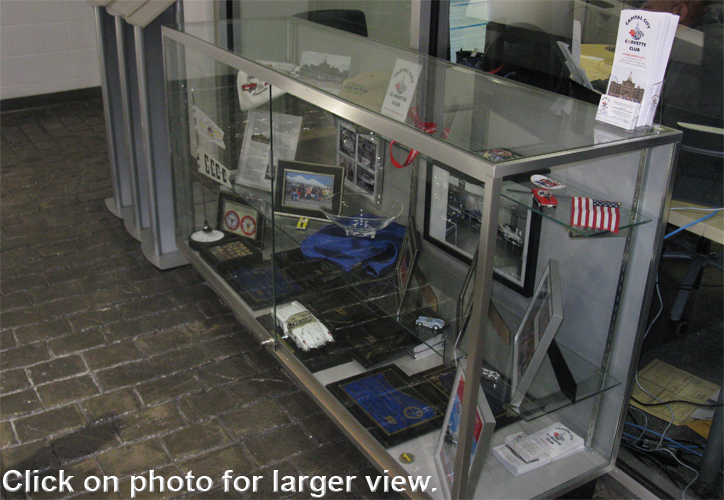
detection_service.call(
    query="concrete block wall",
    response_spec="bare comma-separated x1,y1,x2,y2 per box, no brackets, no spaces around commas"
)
0,0,100,100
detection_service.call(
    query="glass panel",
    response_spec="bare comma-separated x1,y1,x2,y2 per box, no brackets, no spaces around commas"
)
450,0,723,129
175,16,663,165
231,0,412,50
261,89,452,369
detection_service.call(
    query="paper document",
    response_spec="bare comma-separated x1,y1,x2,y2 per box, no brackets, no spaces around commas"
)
631,359,720,425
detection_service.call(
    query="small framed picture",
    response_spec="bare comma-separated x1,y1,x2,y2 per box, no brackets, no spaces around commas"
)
434,357,496,499
337,119,384,199
299,51,352,94
217,192,264,243
274,160,344,221
396,217,421,316
510,259,564,409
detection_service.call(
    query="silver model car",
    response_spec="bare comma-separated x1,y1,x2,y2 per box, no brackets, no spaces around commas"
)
275,301,334,351
415,316,446,330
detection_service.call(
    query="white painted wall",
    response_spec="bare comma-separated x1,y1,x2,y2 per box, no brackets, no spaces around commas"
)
0,0,101,100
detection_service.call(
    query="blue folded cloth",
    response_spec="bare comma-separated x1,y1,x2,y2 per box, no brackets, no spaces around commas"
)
301,222,406,276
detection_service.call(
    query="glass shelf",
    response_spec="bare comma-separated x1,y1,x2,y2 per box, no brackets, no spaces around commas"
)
502,180,652,237
481,341,621,423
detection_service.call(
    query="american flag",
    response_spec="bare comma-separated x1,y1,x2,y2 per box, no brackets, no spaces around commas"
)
570,197,621,233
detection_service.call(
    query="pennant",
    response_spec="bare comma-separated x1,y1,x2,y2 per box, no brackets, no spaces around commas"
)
193,105,225,149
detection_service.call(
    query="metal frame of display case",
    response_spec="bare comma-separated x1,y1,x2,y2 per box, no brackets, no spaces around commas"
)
162,19,680,500
94,2,187,270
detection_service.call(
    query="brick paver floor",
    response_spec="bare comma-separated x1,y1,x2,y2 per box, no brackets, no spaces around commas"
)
0,100,397,500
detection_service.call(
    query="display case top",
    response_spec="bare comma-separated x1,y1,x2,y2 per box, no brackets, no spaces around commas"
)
165,18,680,178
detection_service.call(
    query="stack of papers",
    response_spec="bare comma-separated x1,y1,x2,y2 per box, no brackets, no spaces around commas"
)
493,422,584,476
406,333,445,360
595,10,679,130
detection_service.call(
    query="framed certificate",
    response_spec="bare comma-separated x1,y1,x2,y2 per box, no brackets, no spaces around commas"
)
327,364,446,448
510,259,564,409
434,357,496,499
217,192,263,243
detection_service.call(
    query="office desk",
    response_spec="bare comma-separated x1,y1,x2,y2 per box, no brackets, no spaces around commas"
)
580,44,614,82
668,199,724,243
665,199,722,494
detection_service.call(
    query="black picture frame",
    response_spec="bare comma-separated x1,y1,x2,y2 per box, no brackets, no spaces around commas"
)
396,217,421,316
423,162,541,297
274,160,344,221
217,192,264,243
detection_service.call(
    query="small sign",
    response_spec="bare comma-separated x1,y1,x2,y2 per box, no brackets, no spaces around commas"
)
193,105,226,149
198,149,232,188
381,59,422,123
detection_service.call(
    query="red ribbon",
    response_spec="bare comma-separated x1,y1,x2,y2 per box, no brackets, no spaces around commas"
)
389,109,450,168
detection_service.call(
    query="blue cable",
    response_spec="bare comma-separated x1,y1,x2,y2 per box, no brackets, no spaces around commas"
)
624,423,704,456
665,211,718,239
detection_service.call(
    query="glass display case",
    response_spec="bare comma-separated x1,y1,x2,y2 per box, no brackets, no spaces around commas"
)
163,17,680,500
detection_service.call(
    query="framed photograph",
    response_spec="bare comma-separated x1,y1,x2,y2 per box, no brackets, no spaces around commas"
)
274,160,344,221
326,364,446,448
434,357,496,500
423,162,541,297
510,259,564,409
300,51,351,94
396,218,421,316
337,119,384,199
217,192,264,243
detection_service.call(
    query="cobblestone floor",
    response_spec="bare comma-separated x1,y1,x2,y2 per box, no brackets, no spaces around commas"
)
0,100,401,500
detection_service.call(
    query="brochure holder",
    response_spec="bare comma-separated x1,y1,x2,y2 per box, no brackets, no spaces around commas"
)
595,10,678,130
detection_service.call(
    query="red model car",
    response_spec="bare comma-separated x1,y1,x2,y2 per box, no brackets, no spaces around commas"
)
532,188,558,208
